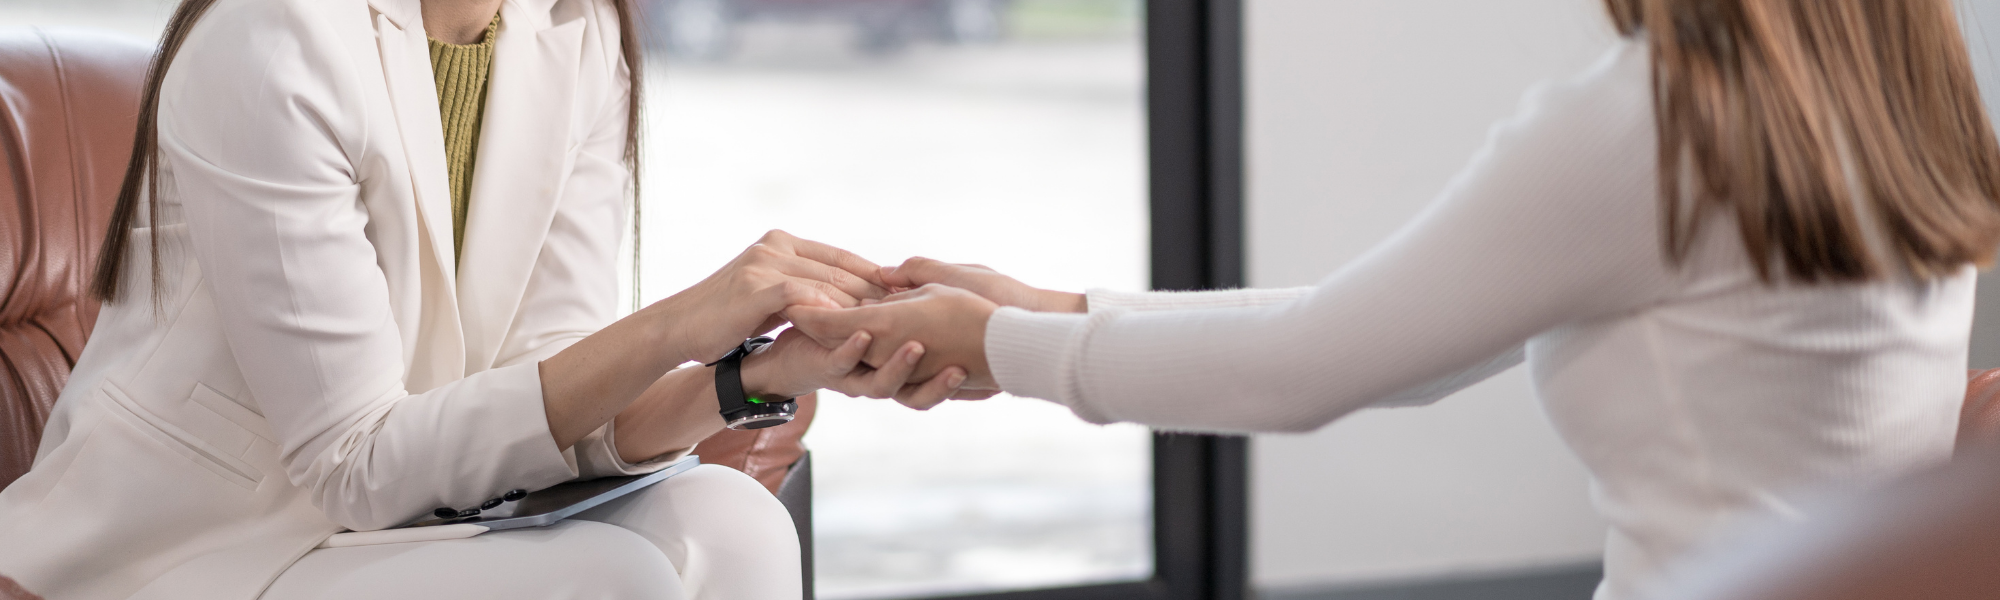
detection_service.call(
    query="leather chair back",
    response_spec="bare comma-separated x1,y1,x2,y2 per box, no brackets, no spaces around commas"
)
0,28,149,491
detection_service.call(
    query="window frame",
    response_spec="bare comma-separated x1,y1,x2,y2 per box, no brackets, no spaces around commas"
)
883,0,1249,598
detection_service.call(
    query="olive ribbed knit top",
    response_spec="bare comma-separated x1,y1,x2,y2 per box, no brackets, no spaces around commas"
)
428,15,500,264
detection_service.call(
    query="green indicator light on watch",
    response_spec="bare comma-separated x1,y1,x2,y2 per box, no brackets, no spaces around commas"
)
747,397,766,404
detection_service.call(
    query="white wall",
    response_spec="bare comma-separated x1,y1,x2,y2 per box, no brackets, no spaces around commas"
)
1243,0,2000,591
1957,0,2000,369
1244,0,1620,591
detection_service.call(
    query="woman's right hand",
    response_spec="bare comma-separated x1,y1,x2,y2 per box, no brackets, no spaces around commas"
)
740,328,988,409
648,230,890,364
879,257,1084,313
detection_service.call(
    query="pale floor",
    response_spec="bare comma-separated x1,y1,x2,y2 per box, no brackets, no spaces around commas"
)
0,5,1155,598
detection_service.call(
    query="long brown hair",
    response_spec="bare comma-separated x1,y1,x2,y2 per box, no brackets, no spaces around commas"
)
91,0,647,302
1606,0,2000,282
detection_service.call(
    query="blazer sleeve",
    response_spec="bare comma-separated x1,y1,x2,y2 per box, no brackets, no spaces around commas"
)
159,2,577,531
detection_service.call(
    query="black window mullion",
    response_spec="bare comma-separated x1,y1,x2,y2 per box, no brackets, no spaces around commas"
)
889,0,1247,597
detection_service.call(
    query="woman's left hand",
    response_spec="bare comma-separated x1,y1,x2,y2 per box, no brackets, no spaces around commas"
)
738,328,993,409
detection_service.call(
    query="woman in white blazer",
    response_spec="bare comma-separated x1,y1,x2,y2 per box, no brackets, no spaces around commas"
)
0,0,955,598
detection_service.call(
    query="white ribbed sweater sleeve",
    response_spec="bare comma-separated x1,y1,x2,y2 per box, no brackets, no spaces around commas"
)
986,41,1675,432
1085,287,1314,311
1077,287,1517,408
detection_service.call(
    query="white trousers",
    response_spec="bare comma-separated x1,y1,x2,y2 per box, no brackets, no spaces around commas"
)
260,464,802,600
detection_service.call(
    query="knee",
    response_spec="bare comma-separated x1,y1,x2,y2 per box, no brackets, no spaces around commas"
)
501,521,688,599
667,465,799,552
672,464,796,544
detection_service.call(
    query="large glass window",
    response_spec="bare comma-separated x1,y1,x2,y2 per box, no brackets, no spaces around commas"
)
631,1,1152,597
0,1,1155,597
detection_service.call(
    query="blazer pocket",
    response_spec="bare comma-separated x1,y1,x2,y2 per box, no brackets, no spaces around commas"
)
187,383,277,451
99,382,264,490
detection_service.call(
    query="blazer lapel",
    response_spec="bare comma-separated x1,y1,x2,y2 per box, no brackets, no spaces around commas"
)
456,0,584,371
371,0,469,384
371,11,460,286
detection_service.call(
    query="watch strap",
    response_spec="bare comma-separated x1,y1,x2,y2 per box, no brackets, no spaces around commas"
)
711,337,776,418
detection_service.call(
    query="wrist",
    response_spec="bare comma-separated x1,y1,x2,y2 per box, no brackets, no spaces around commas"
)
1036,289,1087,313
638,302,697,366
734,345,792,400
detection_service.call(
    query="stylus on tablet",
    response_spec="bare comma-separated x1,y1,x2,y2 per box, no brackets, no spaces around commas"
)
317,455,702,548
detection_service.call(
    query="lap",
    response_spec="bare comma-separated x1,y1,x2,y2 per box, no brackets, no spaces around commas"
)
260,464,799,600
261,520,683,600
575,464,802,600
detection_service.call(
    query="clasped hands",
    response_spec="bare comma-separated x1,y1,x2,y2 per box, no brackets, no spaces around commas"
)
695,231,1083,411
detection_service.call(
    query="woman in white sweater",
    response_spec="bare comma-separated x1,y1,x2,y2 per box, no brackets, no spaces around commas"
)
790,1,2000,598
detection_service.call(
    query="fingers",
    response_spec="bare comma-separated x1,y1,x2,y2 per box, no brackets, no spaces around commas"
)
832,341,924,399
881,256,954,289
950,388,1001,401
732,282,837,356
895,367,969,411
821,331,871,379
879,282,949,304
783,305,865,347
768,254,882,304
761,230,890,290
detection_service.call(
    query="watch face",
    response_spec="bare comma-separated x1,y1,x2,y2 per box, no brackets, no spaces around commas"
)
723,402,797,431
726,412,794,430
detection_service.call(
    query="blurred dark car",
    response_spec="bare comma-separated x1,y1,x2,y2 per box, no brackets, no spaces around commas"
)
643,0,1011,58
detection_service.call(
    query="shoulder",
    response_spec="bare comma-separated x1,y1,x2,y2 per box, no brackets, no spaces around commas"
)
1445,37,1657,215
1495,38,1654,159
539,0,634,126
163,0,375,104
175,0,374,64
159,0,375,156
164,0,374,96
554,0,633,91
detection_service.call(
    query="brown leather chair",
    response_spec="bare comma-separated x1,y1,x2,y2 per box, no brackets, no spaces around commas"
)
0,27,149,492
0,28,814,588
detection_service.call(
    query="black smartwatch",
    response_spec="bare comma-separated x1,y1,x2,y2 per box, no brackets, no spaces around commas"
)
708,337,798,431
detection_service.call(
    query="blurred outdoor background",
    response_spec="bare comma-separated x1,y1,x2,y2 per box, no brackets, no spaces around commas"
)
0,0,1154,597
629,1,1154,598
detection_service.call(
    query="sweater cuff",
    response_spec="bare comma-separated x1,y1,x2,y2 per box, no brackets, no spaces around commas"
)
573,421,690,479
986,307,1115,424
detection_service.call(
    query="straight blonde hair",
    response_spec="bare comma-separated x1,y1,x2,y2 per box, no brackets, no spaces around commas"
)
1606,0,2000,282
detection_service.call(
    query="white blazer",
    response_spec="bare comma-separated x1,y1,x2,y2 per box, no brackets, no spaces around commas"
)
0,0,673,597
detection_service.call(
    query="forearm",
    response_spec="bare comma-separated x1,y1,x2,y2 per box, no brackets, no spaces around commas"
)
540,309,693,451
611,365,729,465
1084,287,1314,312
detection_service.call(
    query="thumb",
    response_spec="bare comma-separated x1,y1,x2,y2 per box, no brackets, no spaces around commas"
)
879,265,910,290
761,280,839,312
783,305,856,347
887,256,955,288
